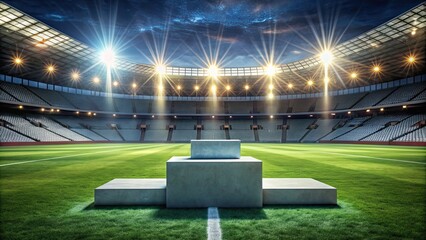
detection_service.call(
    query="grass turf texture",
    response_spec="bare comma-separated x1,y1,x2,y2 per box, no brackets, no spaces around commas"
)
0,143,425,240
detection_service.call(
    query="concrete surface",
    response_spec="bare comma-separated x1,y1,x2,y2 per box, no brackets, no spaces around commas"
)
190,139,241,159
166,156,262,208
263,178,337,205
94,178,166,206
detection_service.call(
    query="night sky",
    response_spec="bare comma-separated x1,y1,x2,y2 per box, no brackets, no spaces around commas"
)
5,0,424,67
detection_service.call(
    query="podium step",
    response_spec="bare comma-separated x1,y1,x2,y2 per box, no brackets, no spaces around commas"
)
94,178,166,206
263,178,337,205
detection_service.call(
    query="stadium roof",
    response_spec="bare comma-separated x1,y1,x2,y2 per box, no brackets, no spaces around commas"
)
0,1,424,95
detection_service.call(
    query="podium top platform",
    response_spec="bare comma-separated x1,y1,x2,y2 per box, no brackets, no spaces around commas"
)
190,139,241,159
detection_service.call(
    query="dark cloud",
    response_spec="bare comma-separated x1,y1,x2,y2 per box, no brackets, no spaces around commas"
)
4,0,424,67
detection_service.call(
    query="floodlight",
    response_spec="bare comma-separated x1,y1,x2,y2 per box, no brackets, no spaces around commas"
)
244,84,249,90
208,65,218,77
380,108,384,112
46,64,55,73
14,57,23,65
320,50,333,65
268,92,274,99
288,83,293,89
100,48,116,66
194,85,200,91
307,80,314,86
132,83,137,89
265,65,276,76
113,114,116,117
156,64,166,75
407,55,416,64
71,71,80,80
177,85,182,90
226,85,231,91
268,84,274,90
212,116,215,119
402,105,407,109
41,108,45,112
133,115,137,118
270,115,274,119
373,65,381,73
93,77,100,83
113,81,119,87
350,72,358,79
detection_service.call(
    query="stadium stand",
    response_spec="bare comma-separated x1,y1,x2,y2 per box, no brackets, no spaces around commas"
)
0,126,34,142
321,117,370,141
0,82,48,106
362,114,426,142
352,88,395,109
0,88,17,102
26,115,90,141
30,88,75,109
114,98,134,113
334,115,409,141
377,83,426,105
0,113,69,141
302,119,341,142
227,101,253,114
286,119,316,142
258,118,281,142
396,127,426,142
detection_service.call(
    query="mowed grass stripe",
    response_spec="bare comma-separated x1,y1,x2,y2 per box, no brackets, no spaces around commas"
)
0,144,163,167
245,144,426,165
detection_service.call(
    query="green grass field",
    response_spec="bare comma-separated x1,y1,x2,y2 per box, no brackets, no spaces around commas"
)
0,143,425,240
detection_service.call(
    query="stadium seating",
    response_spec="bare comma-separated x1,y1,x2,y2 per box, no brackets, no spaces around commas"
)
0,113,69,141
0,126,34,142
286,119,316,142
30,88,75,109
396,127,426,142
258,118,281,142
352,88,395,109
26,115,90,141
0,88,17,102
321,117,370,141
377,83,426,105
302,119,341,142
0,82,48,106
362,114,425,142
334,115,409,141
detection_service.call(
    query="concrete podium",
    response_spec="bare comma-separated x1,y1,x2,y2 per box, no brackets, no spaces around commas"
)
190,139,240,159
94,139,338,207
166,156,262,208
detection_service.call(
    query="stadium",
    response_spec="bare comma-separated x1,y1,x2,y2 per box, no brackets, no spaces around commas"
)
0,0,425,239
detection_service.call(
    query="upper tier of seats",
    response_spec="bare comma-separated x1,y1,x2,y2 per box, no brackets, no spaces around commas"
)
1,75,425,115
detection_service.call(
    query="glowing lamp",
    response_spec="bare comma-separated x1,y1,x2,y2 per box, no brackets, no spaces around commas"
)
71,71,80,80
156,64,166,75
265,65,276,76
14,57,23,65
320,50,333,65
100,48,116,66
208,65,218,77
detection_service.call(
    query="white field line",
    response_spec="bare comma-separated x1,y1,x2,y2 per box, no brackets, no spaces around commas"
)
244,146,426,165
207,207,222,240
0,145,163,167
